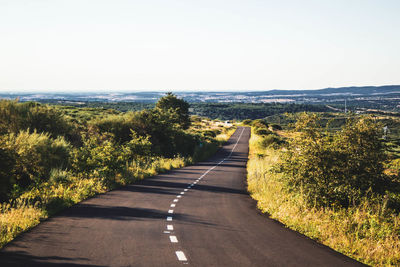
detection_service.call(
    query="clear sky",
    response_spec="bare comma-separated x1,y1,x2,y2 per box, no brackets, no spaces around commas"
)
0,0,399,92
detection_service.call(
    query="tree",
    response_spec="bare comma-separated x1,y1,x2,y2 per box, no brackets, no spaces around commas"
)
156,93,191,129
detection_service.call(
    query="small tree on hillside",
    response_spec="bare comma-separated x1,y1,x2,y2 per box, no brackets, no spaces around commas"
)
156,93,191,129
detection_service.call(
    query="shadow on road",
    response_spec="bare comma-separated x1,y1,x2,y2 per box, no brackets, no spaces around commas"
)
0,250,105,267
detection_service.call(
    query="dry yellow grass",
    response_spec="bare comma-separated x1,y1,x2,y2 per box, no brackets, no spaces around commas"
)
247,127,400,266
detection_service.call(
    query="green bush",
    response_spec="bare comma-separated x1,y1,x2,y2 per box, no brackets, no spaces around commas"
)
0,144,16,201
259,134,284,149
271,124,282,130
0,100,77,142
1,130,71,190
278,113,387,207
255,128,272,136
252,119,269,128
242,119,252,125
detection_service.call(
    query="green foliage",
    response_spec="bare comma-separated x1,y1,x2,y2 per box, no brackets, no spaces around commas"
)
251,119,269,128
0,145,16,202
0,100,77,141
278,113,387,207
0,130,71,198
156,92,191,129
259,134,284,149
271,124,282,130
242,119,252,125
191,102,329,120
255,128,272,136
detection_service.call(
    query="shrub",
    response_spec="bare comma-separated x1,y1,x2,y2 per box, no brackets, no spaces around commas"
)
255,128,272,136
259,134,284,149
278,113,387,207
0,100,77,141
0,144,16,201
271,124,282,130
1,130,71,190
242,119,252,125
252,119,269,129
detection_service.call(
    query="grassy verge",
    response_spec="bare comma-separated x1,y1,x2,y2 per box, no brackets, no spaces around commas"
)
0,127,235,249
247,128,400,266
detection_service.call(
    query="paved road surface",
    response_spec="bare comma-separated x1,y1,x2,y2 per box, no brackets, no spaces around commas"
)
0,127,364,266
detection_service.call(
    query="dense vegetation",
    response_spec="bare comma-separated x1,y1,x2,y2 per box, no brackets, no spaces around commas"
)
190,103,329,120
0,95,234,247
41,101,331,120
246,114,400,266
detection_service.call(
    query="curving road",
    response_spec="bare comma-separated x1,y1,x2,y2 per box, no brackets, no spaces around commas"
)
0,127,364,266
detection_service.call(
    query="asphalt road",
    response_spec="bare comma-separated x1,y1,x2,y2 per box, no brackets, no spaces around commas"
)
0,127,364,266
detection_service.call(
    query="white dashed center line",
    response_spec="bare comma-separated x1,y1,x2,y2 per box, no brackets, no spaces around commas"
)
164,127,245,264
176,251,187,261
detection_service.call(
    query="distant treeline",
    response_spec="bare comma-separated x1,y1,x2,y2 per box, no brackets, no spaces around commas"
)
189,103,330,120
40,100,330,120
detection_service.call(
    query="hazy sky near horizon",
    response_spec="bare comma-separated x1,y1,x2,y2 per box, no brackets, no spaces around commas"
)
0,0,399,92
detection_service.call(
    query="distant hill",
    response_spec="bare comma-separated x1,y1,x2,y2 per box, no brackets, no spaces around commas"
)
263,85,400,96
1,85,400,105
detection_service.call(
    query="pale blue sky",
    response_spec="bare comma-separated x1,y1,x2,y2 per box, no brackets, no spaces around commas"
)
0,0,399,92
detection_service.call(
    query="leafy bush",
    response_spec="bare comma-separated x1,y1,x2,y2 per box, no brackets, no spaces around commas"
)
1,130,71,193
71,131,152,181
0,145,16,201
255,128,272,136
0,100,79,144
278,113,387,207
271,124,282,130
259,134,283,149
242,119,252,125
252,119,269,129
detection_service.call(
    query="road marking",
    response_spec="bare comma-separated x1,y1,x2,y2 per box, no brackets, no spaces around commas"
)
176,251,187,261
165,128,246,263
227,127,245,158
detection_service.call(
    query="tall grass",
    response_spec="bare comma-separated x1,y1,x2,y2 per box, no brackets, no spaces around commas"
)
247,128,400,266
